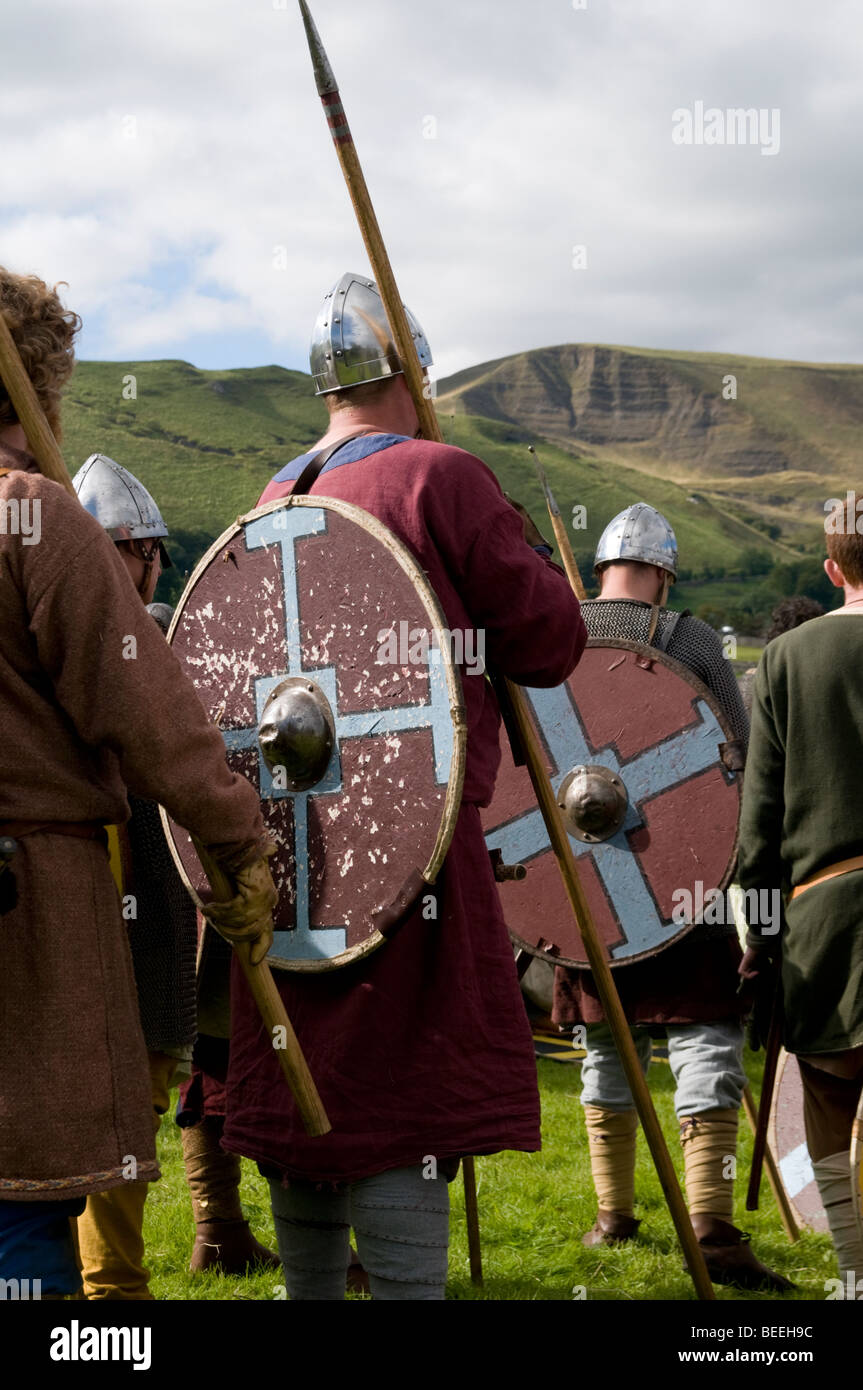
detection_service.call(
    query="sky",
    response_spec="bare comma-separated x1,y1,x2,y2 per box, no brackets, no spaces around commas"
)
2,0,862,380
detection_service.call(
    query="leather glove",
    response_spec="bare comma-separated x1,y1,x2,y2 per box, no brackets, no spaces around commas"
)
504,493,551,551
201,842,278,967
738,944,780,1051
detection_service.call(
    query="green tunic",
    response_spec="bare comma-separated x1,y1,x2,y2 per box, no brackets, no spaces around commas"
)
738,612,863,1055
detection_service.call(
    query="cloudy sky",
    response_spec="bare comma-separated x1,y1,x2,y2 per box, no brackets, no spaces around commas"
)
3,0,861,379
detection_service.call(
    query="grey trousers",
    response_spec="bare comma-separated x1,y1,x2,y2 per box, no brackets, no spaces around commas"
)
268,1163,450,1300
580,1020,746,1116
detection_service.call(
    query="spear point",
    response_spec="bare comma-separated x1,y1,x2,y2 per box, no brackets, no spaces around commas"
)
298,0,338,97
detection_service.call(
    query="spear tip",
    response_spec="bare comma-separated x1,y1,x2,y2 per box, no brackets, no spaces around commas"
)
298,0,339,97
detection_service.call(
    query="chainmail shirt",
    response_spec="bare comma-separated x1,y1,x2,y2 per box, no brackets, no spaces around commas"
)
583,600,749,744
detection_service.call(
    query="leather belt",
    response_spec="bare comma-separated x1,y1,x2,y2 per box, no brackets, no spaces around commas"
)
790,852,863,901
0,819,108,846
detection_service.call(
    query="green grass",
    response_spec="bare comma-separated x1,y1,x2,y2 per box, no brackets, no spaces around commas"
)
144,1051,834,1301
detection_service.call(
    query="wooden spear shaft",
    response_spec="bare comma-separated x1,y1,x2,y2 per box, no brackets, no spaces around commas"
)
521,455,714,1294
298,0,482,1272
193,838,331,1136
298,0,711,1296
503,679,714,1300
0,311,76,494
746,980,784,1210
741,1083,799,1242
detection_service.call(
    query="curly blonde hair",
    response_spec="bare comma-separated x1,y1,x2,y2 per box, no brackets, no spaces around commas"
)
0,268,81,441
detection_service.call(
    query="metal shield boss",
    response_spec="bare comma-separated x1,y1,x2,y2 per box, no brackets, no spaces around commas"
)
162,495,466,972
482,639,741,968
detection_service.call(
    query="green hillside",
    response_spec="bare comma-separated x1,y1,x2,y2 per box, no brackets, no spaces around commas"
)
58,350,845,624
61,360,326,537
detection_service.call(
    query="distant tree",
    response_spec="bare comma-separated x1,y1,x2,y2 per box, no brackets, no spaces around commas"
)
695,605,725,629
738,547,773,576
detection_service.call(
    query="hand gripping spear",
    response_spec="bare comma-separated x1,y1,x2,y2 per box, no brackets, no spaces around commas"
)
0,314,330,1138
297,2,714,1299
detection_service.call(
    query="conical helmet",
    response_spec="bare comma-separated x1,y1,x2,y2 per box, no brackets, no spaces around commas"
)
309,272,433,395
72,453,169,544
594,503,678,579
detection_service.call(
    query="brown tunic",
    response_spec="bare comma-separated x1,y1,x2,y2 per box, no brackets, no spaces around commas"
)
0,448,264,1200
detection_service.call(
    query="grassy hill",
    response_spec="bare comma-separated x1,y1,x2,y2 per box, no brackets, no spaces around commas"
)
58,346,852,621
437,343,863,551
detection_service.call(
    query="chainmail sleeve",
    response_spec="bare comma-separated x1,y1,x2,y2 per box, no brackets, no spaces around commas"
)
665,616,749,748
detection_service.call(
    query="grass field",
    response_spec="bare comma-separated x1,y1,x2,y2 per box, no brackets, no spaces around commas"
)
144,1050,834,1302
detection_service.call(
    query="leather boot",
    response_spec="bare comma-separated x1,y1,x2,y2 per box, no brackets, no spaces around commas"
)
190,1219,281,1274
346,1246,370,1295
690,1215,795,1291
582,1210,641,1247
182,1118,280,1274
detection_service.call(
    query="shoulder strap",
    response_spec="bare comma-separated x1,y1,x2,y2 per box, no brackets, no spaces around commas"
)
291,429,376,497
653,607,691,653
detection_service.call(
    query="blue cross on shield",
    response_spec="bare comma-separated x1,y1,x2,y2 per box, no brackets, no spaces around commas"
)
484,644,739,965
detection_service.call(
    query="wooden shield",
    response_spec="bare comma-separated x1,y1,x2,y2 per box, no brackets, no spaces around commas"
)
162,496,465,972
852,1087,863,1245
481,639,741,968
768,1050,828,1233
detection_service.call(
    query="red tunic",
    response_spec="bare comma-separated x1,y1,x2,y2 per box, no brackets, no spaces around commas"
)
221,434,586,1182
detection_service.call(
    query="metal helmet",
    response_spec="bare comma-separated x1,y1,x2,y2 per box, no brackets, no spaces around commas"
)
594,503,678,580
309,272,433,395
72,453,169,545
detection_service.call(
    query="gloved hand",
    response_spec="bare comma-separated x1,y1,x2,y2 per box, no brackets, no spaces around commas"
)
201,842,278,967
504,493,551,551
738,943,780,1051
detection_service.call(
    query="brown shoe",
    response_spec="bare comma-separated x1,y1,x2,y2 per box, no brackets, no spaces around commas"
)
691,1216,795,1291
190,1219,281,1274
346,1245,370,1295
582,1210,641,1247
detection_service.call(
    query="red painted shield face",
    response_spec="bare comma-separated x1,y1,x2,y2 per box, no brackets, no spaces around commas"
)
162,495,465,972
482,640,741,969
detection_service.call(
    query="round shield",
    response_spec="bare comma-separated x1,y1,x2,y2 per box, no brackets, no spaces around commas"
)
852,1087,863,1244
482,639,741,968
768,1050,828,1234
162,495,466,972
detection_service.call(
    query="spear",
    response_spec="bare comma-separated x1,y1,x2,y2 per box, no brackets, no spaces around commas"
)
297,1,714,1300
298,0,483,1280
298,0,439,443
527,445,586,600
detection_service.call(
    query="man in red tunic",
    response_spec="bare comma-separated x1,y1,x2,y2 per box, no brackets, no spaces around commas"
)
221,272,586,1299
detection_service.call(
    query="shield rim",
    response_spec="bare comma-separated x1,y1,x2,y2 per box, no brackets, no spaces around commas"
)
852,1084,863,1245
501,635,742,970
159,492,467,973
768,1048,828,1234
